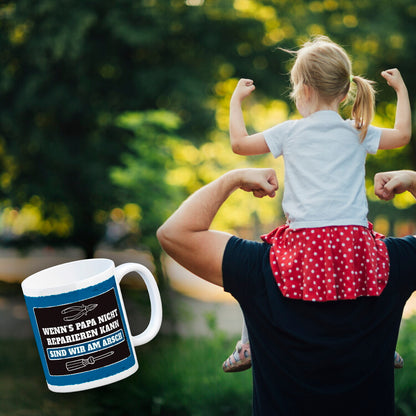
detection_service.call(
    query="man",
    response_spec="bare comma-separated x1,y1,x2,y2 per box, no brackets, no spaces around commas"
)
157,168,416,415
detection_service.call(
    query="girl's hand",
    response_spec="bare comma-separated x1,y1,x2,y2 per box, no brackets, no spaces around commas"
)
381,68,406,92
231,78,256,103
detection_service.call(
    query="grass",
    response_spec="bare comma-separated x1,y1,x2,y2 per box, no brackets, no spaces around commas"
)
5,324,416,416
3,321,416,415
394,316,416,416
0,335,253,416
0,280,252,415
5,271,416,416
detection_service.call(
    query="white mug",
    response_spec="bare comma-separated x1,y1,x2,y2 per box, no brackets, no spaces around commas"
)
21,258,163,393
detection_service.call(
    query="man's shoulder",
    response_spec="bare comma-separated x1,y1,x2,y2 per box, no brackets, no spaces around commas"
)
222,237,271,299
224,236,270,262
383,235,416,288
384,235,416,253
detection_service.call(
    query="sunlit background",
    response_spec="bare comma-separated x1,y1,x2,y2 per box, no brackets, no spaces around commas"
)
0,1,416,413
1,0,415,298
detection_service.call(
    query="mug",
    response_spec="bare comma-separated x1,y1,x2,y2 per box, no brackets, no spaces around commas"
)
21,258,163,393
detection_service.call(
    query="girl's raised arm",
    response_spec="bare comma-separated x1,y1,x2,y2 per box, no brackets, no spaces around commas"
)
378,69,411,150
229,79,270,156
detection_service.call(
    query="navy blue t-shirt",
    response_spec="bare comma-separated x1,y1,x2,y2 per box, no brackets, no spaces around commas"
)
222,235,416,416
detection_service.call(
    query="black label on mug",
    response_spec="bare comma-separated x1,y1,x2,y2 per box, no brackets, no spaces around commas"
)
34,289,131,376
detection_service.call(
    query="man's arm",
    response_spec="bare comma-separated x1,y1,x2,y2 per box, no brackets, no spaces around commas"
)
374,170,416,200
157,168,278,287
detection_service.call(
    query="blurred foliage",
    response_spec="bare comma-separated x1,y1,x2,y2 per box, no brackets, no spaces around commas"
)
395,315,416,415
0,334,252,416
0,0,415,260
4,313,416,414
110,110,184,281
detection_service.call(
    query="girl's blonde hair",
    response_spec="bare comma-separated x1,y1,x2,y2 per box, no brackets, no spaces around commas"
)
288,36,375,141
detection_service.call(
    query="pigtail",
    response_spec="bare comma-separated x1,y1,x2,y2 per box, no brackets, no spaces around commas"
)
351,76,376,142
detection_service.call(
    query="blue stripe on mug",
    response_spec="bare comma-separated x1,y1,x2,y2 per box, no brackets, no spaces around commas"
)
24,276,136,387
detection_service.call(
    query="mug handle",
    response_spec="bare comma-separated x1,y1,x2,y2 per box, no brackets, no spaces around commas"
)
115,263,163,346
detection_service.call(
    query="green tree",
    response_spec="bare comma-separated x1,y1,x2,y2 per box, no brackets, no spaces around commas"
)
0,0,273,255
110,110,184,282
0,0,415,259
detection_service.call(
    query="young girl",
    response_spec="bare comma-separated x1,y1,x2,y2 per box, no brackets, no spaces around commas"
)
223,36,411,372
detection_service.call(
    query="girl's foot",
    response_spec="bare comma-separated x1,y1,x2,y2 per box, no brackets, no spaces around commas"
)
394,351,404,369
222,340,251,373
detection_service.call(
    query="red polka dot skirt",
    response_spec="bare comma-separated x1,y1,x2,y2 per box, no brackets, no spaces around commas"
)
261,223,389,302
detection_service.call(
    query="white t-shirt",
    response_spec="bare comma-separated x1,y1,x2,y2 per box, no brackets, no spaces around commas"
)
263,110,381,229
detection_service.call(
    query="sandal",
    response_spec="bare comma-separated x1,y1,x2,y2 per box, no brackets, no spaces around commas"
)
394,351,404,369
222,340,251,373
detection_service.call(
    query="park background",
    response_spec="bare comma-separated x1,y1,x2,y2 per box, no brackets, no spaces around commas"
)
1,0,416,414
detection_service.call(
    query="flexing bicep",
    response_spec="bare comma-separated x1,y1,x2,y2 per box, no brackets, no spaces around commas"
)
231,132,270,156
159,229,232,287
157,169,278,287
379,128,411,150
